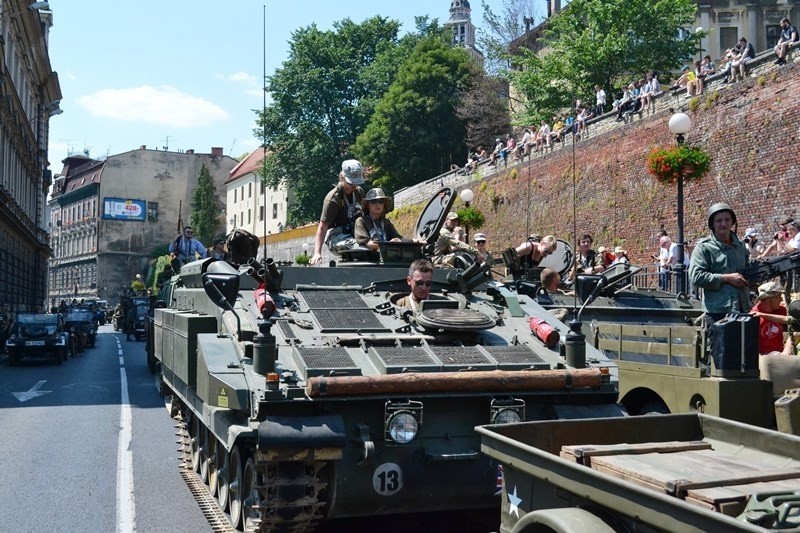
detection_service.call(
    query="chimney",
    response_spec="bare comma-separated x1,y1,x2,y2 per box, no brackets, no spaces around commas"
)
186,149,195,155
140,145,146,150
211,147,223,157
552,0,561,15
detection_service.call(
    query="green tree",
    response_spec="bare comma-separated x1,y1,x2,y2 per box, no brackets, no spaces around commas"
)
354,35,477,192
189,164,220,245
511,0,700,122
455,71,512,150
255,17,402,225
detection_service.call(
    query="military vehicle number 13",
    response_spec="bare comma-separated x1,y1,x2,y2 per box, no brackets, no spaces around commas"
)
373,463,403,496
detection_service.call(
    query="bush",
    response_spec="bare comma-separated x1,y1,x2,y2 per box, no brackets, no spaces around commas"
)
295,254,311,266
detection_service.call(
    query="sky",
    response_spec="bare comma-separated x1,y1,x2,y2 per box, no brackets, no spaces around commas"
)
45,0,505,168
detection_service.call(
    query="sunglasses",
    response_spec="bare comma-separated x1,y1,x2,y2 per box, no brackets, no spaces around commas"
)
185,231,193,234
369,199,385,204
414,280,433,287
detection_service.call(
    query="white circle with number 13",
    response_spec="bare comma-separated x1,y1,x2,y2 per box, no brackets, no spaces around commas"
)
372,463,403,496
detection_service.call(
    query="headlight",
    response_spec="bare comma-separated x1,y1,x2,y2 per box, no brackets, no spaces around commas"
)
387,411,418,444
490,398,526,425
492,408,522,425
384,400,423,445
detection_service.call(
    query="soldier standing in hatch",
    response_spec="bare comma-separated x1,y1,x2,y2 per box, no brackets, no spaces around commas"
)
432,212,479,266
310,160,366,265
689,202,750,334
169,225,207,265
396,260,434,310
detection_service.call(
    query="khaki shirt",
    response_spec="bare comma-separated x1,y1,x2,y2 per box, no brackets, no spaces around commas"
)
434,226,478,256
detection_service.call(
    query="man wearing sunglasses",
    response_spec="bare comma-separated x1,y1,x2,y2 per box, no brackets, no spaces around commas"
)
396,259,434,310
169,225,207,266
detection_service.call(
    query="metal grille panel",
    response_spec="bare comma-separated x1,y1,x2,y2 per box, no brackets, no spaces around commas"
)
277,320,296,339
312,309,387,333
431,346,495,368
368,346,440,374
292,346,361,379
482,345,551,370
300,291,367,309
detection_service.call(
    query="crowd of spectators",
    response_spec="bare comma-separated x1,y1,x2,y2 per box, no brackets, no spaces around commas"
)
455,33,797,177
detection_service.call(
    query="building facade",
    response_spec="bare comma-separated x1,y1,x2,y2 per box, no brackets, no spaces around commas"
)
225,148,289,244
446,0,483,63
47,147,237,307
694,1,800,61
0,1,61,312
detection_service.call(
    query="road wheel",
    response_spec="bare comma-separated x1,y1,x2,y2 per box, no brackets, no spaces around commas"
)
228,445,245,530
215,445,230,511
639,401,670,416
199,426,209,484
190,416,203,473
242,458,262,531
207,436,219,496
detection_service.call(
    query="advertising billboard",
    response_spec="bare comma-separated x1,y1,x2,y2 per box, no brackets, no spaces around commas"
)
103,198,146,221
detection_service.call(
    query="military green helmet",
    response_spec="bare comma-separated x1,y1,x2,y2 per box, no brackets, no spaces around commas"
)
707,202,737,229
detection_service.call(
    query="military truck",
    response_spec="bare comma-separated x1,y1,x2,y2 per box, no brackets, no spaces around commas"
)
478,413,800,532
5,313,70,365
527,263,780,429
151,187,623,532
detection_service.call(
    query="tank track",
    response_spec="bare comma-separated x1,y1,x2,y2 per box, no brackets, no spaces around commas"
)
173,401,329,532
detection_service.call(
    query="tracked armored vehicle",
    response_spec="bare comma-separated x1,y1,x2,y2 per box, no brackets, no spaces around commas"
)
522,262,783,429
152,188,622,532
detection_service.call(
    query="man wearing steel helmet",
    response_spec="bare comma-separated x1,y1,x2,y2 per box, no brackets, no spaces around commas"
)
689,202,750,329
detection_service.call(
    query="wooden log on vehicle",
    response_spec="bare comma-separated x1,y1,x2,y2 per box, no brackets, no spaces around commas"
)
307,368,607,397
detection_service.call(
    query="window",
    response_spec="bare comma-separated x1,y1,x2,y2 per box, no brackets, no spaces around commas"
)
259,206,265,221
247,209,251,224
272,203,278,219
248,183,252,198
719,27,738,51
148,202,159,222
766,25,781,49
233,189,237,203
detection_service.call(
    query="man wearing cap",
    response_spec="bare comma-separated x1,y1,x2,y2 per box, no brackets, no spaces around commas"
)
743,227,761,257
311,160,366,265
432,212,479,266
689,203,750,334
474,233,492,264
209,238,229,261
751,281,792,355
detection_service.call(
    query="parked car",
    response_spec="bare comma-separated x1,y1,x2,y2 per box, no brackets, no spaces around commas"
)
5,313,70,365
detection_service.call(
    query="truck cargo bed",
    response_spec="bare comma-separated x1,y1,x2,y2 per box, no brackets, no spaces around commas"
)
477,414,800,532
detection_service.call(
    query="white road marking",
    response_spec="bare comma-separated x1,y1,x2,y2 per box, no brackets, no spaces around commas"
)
12,380,52,402
119,356,124,365
116,364,136,533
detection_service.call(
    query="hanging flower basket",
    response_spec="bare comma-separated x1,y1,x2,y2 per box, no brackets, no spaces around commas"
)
646,145,711,185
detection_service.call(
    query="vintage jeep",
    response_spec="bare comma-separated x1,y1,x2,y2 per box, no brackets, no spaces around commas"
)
63,308,97,351
5,313,70,365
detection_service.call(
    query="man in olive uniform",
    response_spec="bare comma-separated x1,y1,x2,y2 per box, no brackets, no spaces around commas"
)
396,260,434,310
432,212,478,266
125,304,137,341
689,202,749,335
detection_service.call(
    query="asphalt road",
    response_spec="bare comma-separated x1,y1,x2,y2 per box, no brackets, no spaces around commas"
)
0,325,211,533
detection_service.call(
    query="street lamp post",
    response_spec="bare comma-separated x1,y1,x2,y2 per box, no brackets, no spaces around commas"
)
668,112,692,295
460,188,474,242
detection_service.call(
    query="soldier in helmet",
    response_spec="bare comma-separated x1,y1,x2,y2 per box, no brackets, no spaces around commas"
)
689,202,750,331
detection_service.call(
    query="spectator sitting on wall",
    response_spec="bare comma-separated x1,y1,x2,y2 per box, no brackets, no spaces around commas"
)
489,138,503,166
775,18,799,65
729,37,756,83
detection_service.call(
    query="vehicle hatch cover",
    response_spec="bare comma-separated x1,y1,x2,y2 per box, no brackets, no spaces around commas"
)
414,187,456,244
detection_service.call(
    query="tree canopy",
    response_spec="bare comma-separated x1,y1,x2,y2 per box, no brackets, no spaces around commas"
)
190,164,220,245
510,0,701,124
255,17,403,225
354,35,477,192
